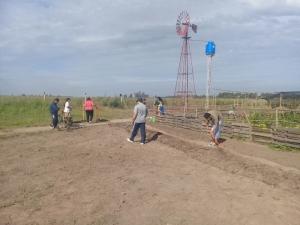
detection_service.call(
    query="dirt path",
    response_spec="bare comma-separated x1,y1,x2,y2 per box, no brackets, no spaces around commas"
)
1,122,300,225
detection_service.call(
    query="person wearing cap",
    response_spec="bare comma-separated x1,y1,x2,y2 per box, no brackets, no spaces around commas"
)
50,98,60,129
127,97,148,145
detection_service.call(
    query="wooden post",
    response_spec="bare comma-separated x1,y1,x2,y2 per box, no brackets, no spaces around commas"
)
214,93,216,109
256,93,258,107
276,108,278,127
83,93,87,122
82,100,85,122
215,95,217,109
280,92,282,108
121,95,123,122
243,110,250,124
43,92,45,101
195,107,197,118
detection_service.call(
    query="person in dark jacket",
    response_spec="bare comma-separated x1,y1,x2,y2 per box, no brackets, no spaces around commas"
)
50,98,60,129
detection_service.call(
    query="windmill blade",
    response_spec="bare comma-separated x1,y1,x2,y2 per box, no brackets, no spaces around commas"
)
191,24,197,33
176,22,180,26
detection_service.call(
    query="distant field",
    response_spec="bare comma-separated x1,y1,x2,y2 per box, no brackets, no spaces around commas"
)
0,95,275,129
0,96,207,129
0,96,138,129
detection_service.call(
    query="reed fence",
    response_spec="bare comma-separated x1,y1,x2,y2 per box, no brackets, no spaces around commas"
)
154,114,300,148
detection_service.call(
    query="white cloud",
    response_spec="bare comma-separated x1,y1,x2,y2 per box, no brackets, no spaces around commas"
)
0,0,299,96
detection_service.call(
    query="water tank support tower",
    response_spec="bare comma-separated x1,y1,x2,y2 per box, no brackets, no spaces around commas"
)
205,41,215,109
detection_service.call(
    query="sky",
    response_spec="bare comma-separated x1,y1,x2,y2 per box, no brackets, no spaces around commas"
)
1,0,300,97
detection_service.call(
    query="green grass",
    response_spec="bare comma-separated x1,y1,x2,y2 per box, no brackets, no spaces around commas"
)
1,95,298,130
229,135,247,141
0,96,140,129
249,111,300,129
0,96,51,128
268,143,300,152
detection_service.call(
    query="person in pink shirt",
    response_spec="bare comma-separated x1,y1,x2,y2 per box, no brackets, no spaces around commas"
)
84,97,97,122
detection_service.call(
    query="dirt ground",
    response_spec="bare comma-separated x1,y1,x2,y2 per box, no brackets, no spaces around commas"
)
1,121,300,225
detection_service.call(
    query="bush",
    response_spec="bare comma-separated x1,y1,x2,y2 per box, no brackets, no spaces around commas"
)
109,98,121,108
102,97,110,107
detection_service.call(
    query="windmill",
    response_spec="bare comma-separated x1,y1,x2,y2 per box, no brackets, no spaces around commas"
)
173,11,197,113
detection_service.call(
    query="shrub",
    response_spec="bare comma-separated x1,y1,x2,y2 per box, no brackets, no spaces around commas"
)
109,98,121,108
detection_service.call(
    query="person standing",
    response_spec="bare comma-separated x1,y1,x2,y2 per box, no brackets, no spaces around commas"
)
50,98,60,129
84,97,97,122
63,98,72,123
158,98,164,115
153,96,160,115
127,97,148,145
204,110,223,147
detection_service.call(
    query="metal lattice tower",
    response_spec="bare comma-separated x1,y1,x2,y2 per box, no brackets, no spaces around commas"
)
173,33,196,108
173,11,197,110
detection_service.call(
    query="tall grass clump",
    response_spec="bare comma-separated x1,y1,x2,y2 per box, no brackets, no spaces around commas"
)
0,96,51,129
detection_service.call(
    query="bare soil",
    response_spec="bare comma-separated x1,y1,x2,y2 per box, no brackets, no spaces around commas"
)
1,121,300,225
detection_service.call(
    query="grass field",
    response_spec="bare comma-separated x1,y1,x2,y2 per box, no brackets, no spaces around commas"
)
2,95,298,130
0,96,139,129
0,96,213,129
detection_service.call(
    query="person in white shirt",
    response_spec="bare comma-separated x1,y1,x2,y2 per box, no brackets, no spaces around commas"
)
64,98,72,118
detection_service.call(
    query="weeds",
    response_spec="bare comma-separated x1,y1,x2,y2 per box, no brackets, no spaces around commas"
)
230,135,247,141
268,143,300,152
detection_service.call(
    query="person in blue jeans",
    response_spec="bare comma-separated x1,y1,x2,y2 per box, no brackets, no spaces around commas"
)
50,98,60,129
127,97,148,145
204,110,223,147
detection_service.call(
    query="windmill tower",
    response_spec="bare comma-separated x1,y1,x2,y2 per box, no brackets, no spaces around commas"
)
173,11,197,112
205,42,216,109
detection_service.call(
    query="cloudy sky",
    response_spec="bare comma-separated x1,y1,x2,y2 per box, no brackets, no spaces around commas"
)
1,0,300,97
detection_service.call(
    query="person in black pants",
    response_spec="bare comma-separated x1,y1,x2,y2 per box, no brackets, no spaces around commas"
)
50,98,60,129
127,98,148,145
84,97,97,122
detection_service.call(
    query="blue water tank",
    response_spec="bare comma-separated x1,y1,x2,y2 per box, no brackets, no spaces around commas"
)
205,42,215,56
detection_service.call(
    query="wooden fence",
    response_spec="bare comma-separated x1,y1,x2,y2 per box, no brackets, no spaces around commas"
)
155,115,300,148
271,127,300,148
